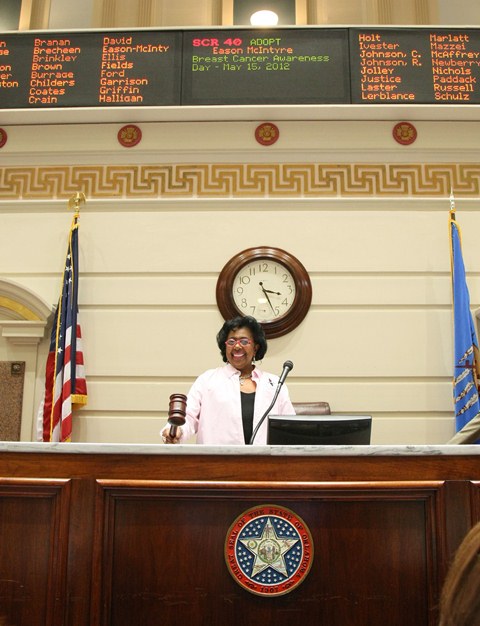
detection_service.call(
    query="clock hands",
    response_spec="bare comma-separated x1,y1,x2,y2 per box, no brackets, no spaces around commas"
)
259,282,281,296
263,287,281,295
259,281,277,315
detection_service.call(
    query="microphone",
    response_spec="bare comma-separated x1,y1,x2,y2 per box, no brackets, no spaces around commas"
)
278,360,294,386
168,393,187,439
249,360,294,445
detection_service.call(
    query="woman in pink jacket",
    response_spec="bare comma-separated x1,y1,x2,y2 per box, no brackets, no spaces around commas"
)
161,316,295,445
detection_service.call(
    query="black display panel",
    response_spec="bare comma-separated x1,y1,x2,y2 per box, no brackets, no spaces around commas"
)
0,30,182,108
2,27,480,109
181,28,351,105
350,28,480,104
267,414,372,445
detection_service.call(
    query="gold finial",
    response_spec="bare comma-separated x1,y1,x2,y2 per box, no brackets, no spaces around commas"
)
68,192,86,214
449,188,455,219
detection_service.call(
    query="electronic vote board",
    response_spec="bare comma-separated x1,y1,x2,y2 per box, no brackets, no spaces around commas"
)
182,28,350,104
349,28,480,103
0,26,479,108
0,30,183,107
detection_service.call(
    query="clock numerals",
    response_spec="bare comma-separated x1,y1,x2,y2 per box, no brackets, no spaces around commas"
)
245,262,274,276
216,247,312,338
236,299,291,317
232,260,295,323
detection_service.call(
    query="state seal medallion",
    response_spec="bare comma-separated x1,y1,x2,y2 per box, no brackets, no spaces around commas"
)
255,122,279,146
117,124,142,148
225,505,313,596
392,121,417,145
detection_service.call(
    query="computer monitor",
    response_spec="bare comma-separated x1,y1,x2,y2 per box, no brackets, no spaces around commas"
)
267,414,372,445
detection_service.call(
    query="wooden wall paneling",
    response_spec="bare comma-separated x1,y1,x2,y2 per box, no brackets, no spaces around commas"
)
0,448,478,625
469,480,480,525
1,448,480,483
441,480,475,565
91,479,447,626
0,478,71,626
310,481,448,626
64,477,98,624
435,480,480,608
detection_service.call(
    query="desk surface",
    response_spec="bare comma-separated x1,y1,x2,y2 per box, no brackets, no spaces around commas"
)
1,441,479,457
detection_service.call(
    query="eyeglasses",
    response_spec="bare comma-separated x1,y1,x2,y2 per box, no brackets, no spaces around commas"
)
225,338,253,347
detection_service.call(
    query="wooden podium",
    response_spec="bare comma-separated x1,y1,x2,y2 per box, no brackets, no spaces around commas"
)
0,443,479,626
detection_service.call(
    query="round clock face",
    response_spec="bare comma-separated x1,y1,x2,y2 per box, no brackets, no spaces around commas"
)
232,259,296,322
216,247,312,339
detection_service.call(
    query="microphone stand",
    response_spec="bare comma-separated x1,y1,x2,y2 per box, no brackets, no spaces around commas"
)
249,360,293,445
248,384,283,445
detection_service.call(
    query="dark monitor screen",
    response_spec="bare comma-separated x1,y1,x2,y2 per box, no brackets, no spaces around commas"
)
267,414,372,445
182,28,351,105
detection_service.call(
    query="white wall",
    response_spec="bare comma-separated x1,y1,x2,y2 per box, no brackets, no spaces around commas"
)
22,0,478,30
437,0,480,25
48,0,94,29
1,112,478,445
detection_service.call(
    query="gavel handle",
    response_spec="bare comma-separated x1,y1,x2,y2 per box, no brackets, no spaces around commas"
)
169,423,180,438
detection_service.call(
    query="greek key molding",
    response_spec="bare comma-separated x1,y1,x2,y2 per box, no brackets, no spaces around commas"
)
1,163,479,199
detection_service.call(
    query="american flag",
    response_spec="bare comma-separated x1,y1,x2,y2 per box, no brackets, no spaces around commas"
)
40,213,87,442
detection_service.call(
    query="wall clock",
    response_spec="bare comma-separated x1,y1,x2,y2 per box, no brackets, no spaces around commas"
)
216,247,312,338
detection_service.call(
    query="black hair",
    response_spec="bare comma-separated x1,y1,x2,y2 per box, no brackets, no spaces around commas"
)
216,316,268,363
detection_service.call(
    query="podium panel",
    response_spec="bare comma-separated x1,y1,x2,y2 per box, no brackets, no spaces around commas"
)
0,479,71,626
0,443,479,626
93,480,444,626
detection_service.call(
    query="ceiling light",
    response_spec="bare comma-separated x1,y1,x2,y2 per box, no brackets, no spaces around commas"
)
250,10,279,26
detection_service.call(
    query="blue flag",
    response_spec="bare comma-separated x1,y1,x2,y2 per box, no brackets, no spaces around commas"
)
450,209,480,434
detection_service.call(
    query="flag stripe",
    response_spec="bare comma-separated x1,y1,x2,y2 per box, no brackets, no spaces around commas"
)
40,214,87,442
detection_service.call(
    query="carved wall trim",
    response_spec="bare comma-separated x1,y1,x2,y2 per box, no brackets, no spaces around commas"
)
0,163,479,199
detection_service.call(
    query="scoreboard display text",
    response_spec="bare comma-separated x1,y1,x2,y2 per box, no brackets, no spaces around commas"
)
1,27,479,108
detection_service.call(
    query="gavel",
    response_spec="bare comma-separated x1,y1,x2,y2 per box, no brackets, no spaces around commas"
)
168,393,187,439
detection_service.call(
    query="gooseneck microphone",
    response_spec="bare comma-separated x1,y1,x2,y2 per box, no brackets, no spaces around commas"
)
277,360,294,386
249,360,293,445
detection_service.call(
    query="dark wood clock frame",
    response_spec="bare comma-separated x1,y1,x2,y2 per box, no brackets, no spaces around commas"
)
215,246,312,339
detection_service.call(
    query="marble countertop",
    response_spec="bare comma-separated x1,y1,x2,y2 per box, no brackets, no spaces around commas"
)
0,442,479,456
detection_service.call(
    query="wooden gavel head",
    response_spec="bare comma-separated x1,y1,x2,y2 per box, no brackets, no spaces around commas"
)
168,393,187,427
